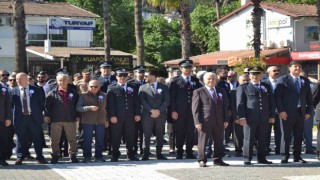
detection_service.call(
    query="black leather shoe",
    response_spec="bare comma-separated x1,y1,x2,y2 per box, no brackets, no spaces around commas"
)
199,161,207,167
110,157,118,162
37,159,48,164
70,155,79,163
304,149,316,154
156,154,167,160
186,154,197,159
294,157,307,163
26,155,35,159
176,154,183,159
50,156,59,164
82,157,91,163
281,156,289,164
0,160,9,166
15,160,23,165
127,155,139,161
141,155,149,161
214,159,229,166
244,161,252,165
257,159,273,164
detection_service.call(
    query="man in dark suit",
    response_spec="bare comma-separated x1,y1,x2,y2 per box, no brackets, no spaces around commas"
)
275,61,313,163
107,68,141,162
231,74,249,157
139,70,170,160
192,72,229,167
11,73,47,165
262,66,282,155
237,66,275,165
169,60,202,159
128,66,146,155
97,61,117,153
0,83,12,166
311,81,320,160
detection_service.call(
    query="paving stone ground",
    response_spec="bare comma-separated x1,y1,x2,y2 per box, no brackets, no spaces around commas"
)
0,132,320,180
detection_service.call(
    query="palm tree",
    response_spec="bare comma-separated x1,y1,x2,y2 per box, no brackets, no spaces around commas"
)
11,0,27,72
147,0,192,61
134,0,145,66
251,0,264,58
103,0,111,61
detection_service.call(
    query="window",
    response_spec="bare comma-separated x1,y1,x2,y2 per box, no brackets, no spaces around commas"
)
27,25,67,46
304,26,319,42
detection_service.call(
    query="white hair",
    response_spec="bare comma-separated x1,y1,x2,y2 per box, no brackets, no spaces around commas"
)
56,73,69,81
203,72,217,80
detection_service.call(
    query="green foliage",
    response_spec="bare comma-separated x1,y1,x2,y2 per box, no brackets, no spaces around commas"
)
233,57,267,75
190,1,240,52
266,0,316,5
143,16,182,66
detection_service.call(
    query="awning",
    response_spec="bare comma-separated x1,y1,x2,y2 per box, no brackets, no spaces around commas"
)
290,51,320,61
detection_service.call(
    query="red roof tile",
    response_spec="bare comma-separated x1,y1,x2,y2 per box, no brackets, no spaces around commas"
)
213,2,317,26
0,1,99,18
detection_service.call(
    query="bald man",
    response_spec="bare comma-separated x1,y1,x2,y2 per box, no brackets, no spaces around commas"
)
11,73,47,165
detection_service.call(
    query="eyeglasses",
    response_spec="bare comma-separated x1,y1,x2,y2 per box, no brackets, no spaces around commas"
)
1,74,9,77
273,70,280,72
89,86,99,89
227,76,232,78
118,74,128,78
9,79,16,82
182,66,192,69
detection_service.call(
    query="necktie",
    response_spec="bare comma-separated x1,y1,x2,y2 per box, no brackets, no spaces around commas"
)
141,81,144,85
211,88,217,102
254,84,260,91
295,78,300,93
22,88,29,115
151,83,156,93
121,84,126,93
186,77,191,88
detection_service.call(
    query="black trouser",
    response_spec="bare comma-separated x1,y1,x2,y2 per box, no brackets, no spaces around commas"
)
243,120,269,162
266,115,282,152
0,122,12,160
197,125,224,163
282,109,304,158
103,126,112,151
167,122,175,150
142,115,166,154
174,110,195,156
111,118,136,158
233,122,244,153
134,121,143,153
225,116,234,144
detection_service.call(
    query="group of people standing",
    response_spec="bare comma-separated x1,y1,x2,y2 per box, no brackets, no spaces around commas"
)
0,59,319,168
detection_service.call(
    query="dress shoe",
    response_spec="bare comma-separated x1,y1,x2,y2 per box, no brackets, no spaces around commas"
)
294,157,307,163
82,157,91,163
214,159,229,166
127,155,139,161
199,161,207,167
0,160,9,166
304,149,316,154
176,154,183,159
281,156,289,164
156,154,167,160
70,155,79,163
95,158,106,162
186,154,197,159
110,157,118,162
141,155,149,161
37,159,48,164
244,161,252,165
257,159,273,164
15,160,23,165
50,156,59,164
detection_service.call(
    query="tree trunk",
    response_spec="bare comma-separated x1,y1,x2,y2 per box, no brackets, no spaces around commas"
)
11,0,27,73
180,2,191,61
216,0,221,20
103,0,111,61
251,0,263,58
317,0,320,42
134,0,144,66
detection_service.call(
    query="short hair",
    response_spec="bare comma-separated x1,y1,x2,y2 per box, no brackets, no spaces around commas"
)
216,66,229,74
288,61,301,67
203,72,217,80
38,71,47,76
56,73,69,81
148,70,158,77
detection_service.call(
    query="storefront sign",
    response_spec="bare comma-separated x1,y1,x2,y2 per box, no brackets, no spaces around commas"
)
268,18,290,28
69,55,133,68
49,18,96,30
291,51,320,60
310,41,320,51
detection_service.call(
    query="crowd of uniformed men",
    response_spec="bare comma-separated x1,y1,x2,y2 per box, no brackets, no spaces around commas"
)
0,59,319,167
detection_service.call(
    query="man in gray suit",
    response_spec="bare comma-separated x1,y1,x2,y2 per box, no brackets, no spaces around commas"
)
139,70,170,160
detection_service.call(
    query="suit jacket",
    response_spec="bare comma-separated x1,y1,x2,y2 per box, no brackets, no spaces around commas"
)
0,84,12,122
107,83,141,121
192,86,228,133
230,88,238,120
169,75,202,113
139,82,170,117
311,83,320,120
11,85,45,126
275,74,313,118
237,82,275,123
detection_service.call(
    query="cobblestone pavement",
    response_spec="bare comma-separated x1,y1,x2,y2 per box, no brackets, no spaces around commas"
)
0,134,320,180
